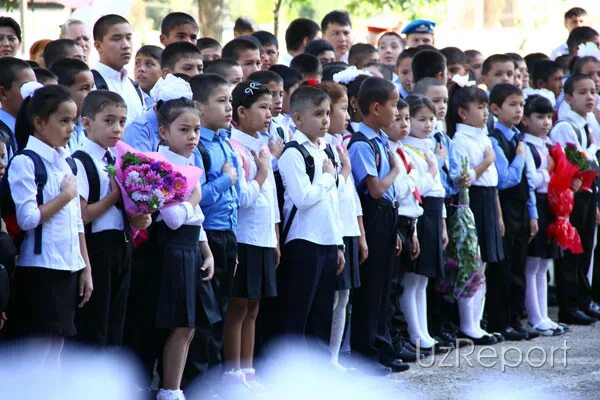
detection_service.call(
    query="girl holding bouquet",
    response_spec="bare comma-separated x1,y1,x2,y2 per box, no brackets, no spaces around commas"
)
521,95,564,336
448,81,502,344
152,98,215,400
224,81,277,387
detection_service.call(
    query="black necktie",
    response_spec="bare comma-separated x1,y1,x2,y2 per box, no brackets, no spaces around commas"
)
584,124,592,147
105,150,115,166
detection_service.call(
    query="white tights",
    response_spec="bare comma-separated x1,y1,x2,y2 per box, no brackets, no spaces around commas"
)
525,257,558,330
329,289,350,369
400,272,436,348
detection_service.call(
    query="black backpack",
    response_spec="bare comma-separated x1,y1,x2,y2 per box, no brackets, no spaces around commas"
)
71,151,101,235
92,69,144,106
0,150,77,254
346,131,381,193
276,141,337,242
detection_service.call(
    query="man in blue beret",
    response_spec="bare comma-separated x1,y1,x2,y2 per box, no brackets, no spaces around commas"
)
402,19,435,48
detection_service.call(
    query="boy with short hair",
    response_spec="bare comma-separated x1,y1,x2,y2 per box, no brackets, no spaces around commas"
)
396,48,418,99
304,39,336,66
531,60,564,100
221,37,262,79
42,39,85,68
440,47,466,84
33,67,58,85
92,14,144,125
283,18,321,66
378,32,404,72
277,86,344,344
197,37,222,61
233,16,255,37
552,7,587,60
550,74,600,325
269,64,302,135
204,58,243,86
348,77,409,372
74,90,134,347
252,30,279,70
161,41,203,77
488,83,538,340
321,10,353,62
49,57,95,150
0,57,35,159
159,12,199,46
411,49,447,85
567,26,599,57
348,43,379,69
482,54,517,131
290,53,322,81
465,49,484,82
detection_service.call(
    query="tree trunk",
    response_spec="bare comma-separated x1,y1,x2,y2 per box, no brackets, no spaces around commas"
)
198,0,225,42
274,0,283,38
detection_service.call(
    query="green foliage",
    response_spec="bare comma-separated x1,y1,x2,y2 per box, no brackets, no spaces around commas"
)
0,0,20,11
347,0,443,18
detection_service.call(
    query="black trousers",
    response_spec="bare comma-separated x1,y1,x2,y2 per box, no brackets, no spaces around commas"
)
184,229,237,382
278,239,337,343
593,225,600,303
555,191,595,312
76,230,132,346
486,198,529,331
351,197,398,361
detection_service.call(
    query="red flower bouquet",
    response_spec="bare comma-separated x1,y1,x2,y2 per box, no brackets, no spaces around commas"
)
546,144,583,254
564,143,598,191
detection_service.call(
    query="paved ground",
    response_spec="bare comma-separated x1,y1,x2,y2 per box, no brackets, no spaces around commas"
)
387,307,600,400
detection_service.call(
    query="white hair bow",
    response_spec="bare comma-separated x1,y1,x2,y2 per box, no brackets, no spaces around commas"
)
333,66,372,85
577,42,600,61
150,74,193,103
20,81,44,99
451,74,476,88
523,87,556,107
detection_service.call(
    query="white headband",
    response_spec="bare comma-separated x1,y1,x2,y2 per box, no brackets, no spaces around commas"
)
333,66,373,84
451,74,476,88
577,42,600,61
150,74,193,103
20,81,44,99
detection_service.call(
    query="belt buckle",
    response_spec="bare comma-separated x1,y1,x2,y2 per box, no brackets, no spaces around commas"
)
392,200,399,209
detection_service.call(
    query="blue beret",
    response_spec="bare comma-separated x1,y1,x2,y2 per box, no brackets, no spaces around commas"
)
401,19,436,35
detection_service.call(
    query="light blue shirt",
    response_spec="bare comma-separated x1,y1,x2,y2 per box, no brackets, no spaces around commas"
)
199,126,241,231
490,122,538,219
123,108,160,152
431,130,458,197
0,108,17,159
348,122,396,201
68,120,86,151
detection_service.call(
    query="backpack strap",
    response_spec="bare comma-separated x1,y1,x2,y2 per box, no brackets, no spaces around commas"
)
197,140,211,181
347,131,381,192
0,119,15,157
280,141,314,242
21,150,47,255
276,126,285,141
72,151,100,235
91,69,109,91
525,142,542,169
129,78,144,106
323,143,339,187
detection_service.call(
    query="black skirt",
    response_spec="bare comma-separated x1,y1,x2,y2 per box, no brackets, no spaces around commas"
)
336,236,361,290
14,266,79,337
397,215,417,274
151,222,201,329
469,186,505,263
232,243,277,299
529,193,563,259
414,197,445,278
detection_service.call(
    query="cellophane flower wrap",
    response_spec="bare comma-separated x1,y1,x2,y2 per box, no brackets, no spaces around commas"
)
564,142,598,191
437,157,485,301
546,143,583,254
109,141,203,244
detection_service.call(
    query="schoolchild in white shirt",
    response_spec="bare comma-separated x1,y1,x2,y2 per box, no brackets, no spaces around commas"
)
8,85,92,363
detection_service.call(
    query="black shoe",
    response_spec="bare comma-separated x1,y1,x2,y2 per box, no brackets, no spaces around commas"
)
380,358,410,372
499,327,528,341
513,323,540,340
393,340,423,362
582,304,600,319
492,332,505,342
559,309,598,325
457,331,497,345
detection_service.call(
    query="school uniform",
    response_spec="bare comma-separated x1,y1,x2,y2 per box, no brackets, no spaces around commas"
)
277,130,342,342
230,127,278,299
9,136,86,337
94,62,144,126
551,111,597,314
74,137,132,346
0,108,17,161
452,123,504,263
68,120,86,152
347,122,398,362
431,127,459,198
149,147,217,330
403,136,446,279
488,122,538,331
123,108,160,152
523,134,562,259
326,133,362,290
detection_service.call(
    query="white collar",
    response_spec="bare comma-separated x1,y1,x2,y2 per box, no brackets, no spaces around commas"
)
158,146,194,166
523,133,550,147
25,136,66,164
81,136,110,161
294,130,326,150
455,123,487,139
230,126,262,152
95,61,128,82
325,133,343,147
402,135,432,153
565,109,588,129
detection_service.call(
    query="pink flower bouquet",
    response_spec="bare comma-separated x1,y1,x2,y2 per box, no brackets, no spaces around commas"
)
109,141,203,244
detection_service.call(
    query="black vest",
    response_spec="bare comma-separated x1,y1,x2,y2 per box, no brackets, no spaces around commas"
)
489,128,529,201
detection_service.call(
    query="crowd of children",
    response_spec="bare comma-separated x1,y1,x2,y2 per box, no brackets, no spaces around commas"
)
1,5,600,399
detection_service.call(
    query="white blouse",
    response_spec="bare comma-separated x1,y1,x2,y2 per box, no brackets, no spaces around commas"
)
523,134,551,194
453,123,499,187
